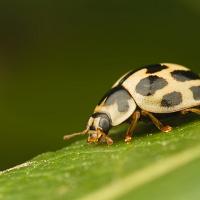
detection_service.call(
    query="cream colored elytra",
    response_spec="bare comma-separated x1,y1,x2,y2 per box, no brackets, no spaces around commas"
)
122,63,200,113
94,63,200,126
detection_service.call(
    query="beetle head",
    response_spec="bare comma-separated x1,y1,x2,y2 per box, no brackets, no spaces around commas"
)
87,113,111,134
86,113,112,144
63,112,113,145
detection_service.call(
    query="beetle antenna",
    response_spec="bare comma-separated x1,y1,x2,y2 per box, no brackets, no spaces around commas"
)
63,129,89,141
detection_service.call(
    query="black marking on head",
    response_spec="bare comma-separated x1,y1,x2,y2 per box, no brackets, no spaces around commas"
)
91,112,108,119
105,88,132,112
190,86,200,100
90,125,96,131
136,75,168,96
171,70,200,82
161,91,183,107
145,64,168,74
91,112,112,133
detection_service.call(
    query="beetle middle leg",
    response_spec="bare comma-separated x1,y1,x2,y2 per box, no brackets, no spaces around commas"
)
141,110,172,133
125,111,141,143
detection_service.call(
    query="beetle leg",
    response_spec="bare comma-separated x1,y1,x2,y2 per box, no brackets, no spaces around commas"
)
125,111,141,143
97,129,113,145
87,129,113,145
141,110,172,133
181,108,200,115
87,134,99,144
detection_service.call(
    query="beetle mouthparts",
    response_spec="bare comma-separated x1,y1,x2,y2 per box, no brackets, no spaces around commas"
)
63,129,88,141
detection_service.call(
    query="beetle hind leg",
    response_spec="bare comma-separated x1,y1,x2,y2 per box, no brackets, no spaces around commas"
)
141,110,172,133
181,108,200,115
125,111,141,143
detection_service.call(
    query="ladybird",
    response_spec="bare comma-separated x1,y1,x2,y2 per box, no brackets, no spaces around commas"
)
64,63,200,145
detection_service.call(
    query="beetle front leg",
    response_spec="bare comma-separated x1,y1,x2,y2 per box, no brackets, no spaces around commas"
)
87,129,113,145
125,111,141,143
141,110,172,133
98,130,113,145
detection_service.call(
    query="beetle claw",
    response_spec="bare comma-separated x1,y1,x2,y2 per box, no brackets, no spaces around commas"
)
125,135,132,143
106,136,113,145
161,125,173,133
98,130,113,145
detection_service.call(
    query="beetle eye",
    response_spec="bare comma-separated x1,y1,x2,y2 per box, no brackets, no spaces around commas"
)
99,117,110,133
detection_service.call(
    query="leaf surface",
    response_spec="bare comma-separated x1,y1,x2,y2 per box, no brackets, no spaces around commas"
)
1,114,200,200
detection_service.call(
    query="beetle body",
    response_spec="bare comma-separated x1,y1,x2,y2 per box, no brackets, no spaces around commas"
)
64,63,200,144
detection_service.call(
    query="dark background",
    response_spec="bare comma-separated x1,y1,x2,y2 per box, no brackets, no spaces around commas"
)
0,0,200,170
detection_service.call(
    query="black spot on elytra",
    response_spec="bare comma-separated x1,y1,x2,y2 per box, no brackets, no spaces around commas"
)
145,64,168,74
161,91,183,107
190,86,200,100
105,88,132,112
136,75,168,96
171,70,200,82
118,64,168,84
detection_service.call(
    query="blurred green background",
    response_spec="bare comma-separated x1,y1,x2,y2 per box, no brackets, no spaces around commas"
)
0,0,200,170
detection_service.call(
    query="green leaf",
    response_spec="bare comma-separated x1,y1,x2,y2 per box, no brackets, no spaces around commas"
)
1,114,200,200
